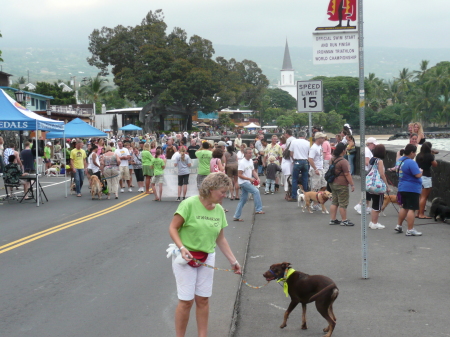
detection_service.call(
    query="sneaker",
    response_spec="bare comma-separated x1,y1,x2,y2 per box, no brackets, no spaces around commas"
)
341,220,355,226
264,191,270,195
182,197,186,200
394,225,403,233
176,197,181,201
369,222,385,229
120,188,124,193
312,204,321,211
406,228,422,236
329,219,342,225
128,188,132,192
366,207,373,215
271,192,274,195
354,204,362,214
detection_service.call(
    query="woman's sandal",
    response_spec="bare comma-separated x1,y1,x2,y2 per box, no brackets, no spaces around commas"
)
233,218,244,222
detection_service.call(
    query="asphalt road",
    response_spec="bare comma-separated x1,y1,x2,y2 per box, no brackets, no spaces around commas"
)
0,176,255,337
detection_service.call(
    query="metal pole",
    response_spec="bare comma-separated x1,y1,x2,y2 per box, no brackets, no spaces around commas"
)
308,111,312,139
36,125,40,207
358,0,368,279
64,129,67,198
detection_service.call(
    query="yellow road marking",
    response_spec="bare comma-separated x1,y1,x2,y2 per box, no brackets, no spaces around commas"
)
0,193,148,255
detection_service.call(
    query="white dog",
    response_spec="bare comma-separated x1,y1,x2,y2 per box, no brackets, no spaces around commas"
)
297,189,306,209
45,168,58,176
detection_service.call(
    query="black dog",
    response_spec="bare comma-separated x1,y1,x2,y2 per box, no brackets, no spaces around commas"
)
429,198,450,223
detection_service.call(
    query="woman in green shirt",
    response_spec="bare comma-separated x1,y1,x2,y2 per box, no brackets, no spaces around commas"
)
150,149,166,201
141,143,154,194
169,172,241,337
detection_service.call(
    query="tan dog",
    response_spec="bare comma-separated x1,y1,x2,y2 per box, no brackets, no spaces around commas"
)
300,189,332,214
90,175,103,200
70,182,76,195
381,194,399,216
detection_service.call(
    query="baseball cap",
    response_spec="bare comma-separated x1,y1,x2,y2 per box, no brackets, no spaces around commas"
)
217,141,227,147
47,142,52,145
366,137,379,145
314,132,326,138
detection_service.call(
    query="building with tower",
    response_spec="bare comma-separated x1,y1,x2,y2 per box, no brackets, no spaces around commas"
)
277,40,297,100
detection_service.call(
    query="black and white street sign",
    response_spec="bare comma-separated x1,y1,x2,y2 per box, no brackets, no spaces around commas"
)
297,80,323,112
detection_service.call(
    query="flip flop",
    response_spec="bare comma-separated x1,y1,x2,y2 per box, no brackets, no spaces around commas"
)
255,211,265,214
235,197,240,200
77,194,82,197
224,209,229,212
233,218,244,222
418,216,432,219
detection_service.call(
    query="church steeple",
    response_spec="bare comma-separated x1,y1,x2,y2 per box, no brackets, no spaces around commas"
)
282,39,293,71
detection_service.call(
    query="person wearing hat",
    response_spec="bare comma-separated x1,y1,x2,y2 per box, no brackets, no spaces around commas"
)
308,132,327,192
354,137,378,215
44,141,52,170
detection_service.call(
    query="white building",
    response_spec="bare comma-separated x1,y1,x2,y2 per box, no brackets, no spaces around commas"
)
277,40,297,99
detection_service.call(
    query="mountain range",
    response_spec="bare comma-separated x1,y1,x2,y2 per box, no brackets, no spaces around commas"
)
1,45,449,86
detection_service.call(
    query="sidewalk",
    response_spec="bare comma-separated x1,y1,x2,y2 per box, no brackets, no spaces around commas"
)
233,177,450,337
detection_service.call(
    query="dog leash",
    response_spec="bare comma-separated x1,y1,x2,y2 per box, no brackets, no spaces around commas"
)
191,258,270,289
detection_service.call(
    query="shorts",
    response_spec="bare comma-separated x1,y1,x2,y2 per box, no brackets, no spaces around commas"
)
197,174,207,189
370,193,384,212
400,192,420,210
366,192,374,201
151,175,164,184
119,166,130,180
422,176,432,189
44,158,51,163
310,169,327,191
225,164,238,177
178,174,189,186
172,252,215,300
134,168,144,182
330,183,349,208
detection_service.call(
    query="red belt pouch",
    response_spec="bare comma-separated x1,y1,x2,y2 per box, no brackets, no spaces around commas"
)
188,251,209,268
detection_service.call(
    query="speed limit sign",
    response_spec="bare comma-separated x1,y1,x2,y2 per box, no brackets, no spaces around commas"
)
297,80,323,112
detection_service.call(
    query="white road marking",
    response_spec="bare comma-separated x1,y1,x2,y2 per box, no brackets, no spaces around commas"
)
0,179,70,198
270,303,287,311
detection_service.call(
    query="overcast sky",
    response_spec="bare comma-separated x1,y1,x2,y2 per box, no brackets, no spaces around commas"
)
1,0,450,49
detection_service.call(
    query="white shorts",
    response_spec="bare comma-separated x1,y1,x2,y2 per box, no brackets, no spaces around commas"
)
310,169,327,191
422,176,432,189
172,252,215,301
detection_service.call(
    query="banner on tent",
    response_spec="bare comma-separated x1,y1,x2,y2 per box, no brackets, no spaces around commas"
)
160,158,199,197
38,121,64,131
0,121,29,129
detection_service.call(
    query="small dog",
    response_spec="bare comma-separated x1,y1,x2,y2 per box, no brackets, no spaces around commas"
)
89,175,103,200
70,182,76,195
263,262,338,337
45,165,60,176
429,197,447,217
380,194,400,216
297,189,305,208
299,188,332,214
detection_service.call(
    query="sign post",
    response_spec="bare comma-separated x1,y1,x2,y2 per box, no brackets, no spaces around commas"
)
297,80,323,138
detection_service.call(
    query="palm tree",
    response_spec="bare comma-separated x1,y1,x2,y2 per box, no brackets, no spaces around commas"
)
413,60,430,81
395,68,413,103
80,75,111,113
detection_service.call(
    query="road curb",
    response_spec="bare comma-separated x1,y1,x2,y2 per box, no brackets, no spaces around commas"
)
228,203,256,337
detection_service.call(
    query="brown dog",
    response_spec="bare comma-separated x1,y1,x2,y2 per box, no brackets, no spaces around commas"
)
90,175,103,200
381,194,399,216
263,262,339,337
300,189,332,214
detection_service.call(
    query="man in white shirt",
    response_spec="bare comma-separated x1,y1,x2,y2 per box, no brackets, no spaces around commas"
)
115,141,132,192
308,132,327,191
233,148,264,221
354,137,378,214
287,131,310,201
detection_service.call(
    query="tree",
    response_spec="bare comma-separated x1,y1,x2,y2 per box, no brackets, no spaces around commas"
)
276,115,294,128
87,10,268,124
79,75,111,114
111,114,118,133
33,82,76,105
265,88,297,110
218,113,234,131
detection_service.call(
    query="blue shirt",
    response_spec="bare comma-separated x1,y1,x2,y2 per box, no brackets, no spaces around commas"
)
396,156,422,194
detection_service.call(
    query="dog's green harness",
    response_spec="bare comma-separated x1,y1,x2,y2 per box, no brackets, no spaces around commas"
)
277,268,296,297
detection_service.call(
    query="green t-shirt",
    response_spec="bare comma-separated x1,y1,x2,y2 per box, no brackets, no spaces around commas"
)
151,157,165,176
195,149,212,176
175,196,228,253
44,146,51,159
141,150,154,166
70,149,86,169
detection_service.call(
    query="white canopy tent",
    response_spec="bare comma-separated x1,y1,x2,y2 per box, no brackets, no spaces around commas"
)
243,122,261,129
262,125,278,129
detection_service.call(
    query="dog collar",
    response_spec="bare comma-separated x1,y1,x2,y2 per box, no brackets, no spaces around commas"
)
276,268,296,297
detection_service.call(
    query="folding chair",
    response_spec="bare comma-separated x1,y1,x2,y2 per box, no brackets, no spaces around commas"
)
1,177,21,202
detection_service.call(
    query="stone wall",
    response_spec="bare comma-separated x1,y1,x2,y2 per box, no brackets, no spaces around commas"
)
354,145,450,205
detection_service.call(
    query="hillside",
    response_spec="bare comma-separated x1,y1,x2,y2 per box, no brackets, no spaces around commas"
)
1,45,449,86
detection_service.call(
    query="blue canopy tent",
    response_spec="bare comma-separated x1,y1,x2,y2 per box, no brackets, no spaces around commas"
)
119,124,142,131
46,118,107,139
0,89,65,206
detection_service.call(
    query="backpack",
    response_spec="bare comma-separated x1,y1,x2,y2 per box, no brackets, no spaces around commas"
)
366,158,386,194
283,142,291,160
325,158,344,183
210,158,220,173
